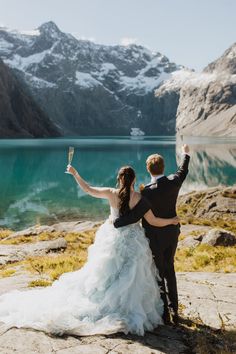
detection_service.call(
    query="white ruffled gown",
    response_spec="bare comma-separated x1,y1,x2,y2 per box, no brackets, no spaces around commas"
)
0,208,163,336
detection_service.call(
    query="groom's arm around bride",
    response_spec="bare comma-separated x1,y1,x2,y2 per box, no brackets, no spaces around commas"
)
114,144,190,228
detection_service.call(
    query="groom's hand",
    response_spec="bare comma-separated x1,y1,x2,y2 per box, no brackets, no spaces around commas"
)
113,218,120,228
182,144,190,155
172,216,180,225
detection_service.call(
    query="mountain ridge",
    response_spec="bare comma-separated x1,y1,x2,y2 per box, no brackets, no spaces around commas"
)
0,21,235,137
0,21,183,135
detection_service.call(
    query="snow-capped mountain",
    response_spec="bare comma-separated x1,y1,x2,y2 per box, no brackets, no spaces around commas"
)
0,59,59,138
156,43,236,136
0,21,183,135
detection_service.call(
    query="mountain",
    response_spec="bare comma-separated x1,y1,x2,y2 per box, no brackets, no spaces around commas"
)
0,21,183,135
156,43,236,136
1,22,235,137
0,59,60,138
204,43,236,74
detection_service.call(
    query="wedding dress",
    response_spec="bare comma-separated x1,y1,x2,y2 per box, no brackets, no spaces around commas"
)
0,208,163,336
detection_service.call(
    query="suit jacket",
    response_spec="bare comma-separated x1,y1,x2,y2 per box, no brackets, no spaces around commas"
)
114,154,190,237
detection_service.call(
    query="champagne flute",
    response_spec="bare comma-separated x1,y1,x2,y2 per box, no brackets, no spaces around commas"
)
65,146,74,174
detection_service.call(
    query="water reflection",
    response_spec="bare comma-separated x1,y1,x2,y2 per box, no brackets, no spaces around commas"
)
176,136,236,193
0,137,235,230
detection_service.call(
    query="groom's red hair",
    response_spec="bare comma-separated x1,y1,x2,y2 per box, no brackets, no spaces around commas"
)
146,154,165,175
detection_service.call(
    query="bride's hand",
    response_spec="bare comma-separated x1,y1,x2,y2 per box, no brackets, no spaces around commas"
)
67,165,77,176
172,216,180,225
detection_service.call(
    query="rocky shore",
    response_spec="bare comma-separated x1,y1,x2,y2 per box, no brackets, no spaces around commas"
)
0,185,235,353
177,185,236,224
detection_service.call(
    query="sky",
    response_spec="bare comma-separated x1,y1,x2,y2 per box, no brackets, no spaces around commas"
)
0,0,236,71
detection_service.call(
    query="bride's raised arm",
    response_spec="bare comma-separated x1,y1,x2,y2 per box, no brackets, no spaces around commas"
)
67,165,113,199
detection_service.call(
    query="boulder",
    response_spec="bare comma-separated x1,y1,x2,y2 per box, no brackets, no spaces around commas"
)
5,225,56,240
4,221,100,242
178,237,201,249
201,228,236,246
177,185,236,221
0,238,67,265
52,221,99,233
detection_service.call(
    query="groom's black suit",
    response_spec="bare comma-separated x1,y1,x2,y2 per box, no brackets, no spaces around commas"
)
114,154,190,318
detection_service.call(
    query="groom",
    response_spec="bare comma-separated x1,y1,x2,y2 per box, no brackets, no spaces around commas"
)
114,144,190,325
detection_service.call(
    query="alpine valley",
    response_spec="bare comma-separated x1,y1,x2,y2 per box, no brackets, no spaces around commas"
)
0,21,235,137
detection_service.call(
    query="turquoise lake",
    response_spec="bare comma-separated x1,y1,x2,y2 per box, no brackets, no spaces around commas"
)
0,136,235,230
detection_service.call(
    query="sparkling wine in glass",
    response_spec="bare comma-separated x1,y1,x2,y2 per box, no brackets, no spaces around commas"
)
65,146,74,174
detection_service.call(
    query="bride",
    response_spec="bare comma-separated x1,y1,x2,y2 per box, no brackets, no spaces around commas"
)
0,165,179,337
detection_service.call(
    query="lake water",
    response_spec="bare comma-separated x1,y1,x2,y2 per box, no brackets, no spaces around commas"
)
0,136,235,230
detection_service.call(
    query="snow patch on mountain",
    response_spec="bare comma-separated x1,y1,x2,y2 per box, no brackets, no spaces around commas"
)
17,29,40,37
75,71,101,89
25,73,57,89
0,38,13,52
100,63,117,75
6,50,48,71
156,69,221,95
120,70,170,94
157,68,236,97
139,56,162,75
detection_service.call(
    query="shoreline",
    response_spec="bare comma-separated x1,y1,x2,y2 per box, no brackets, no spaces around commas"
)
1,184,235,233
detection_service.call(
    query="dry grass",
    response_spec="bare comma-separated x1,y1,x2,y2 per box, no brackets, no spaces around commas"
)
0,268,16,278
178,302,236,353
38,231,63,241
1,224,236,279
26,253,87,280
22,229,97,282
176,244,236,272
178,204,236,234
0,228,97,285
1,218,235,286
0,231,63,245
28,279,53,287
0,236,35,245
177,190,236,234
0,229,13,240
192,219,236,234
222,190,236,199
179,316,236,354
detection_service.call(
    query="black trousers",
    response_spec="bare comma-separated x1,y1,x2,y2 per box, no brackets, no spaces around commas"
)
146,225,180,314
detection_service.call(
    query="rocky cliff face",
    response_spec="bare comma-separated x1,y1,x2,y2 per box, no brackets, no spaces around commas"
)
204,43,236,75
0,22,183,136
156,43,236,136
0,59,60,138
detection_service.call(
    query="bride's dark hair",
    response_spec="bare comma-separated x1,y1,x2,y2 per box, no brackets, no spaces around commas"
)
117,166,136,216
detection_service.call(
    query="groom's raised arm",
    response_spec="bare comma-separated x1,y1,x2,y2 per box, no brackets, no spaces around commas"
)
172,144,190,185
114,196,151,228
